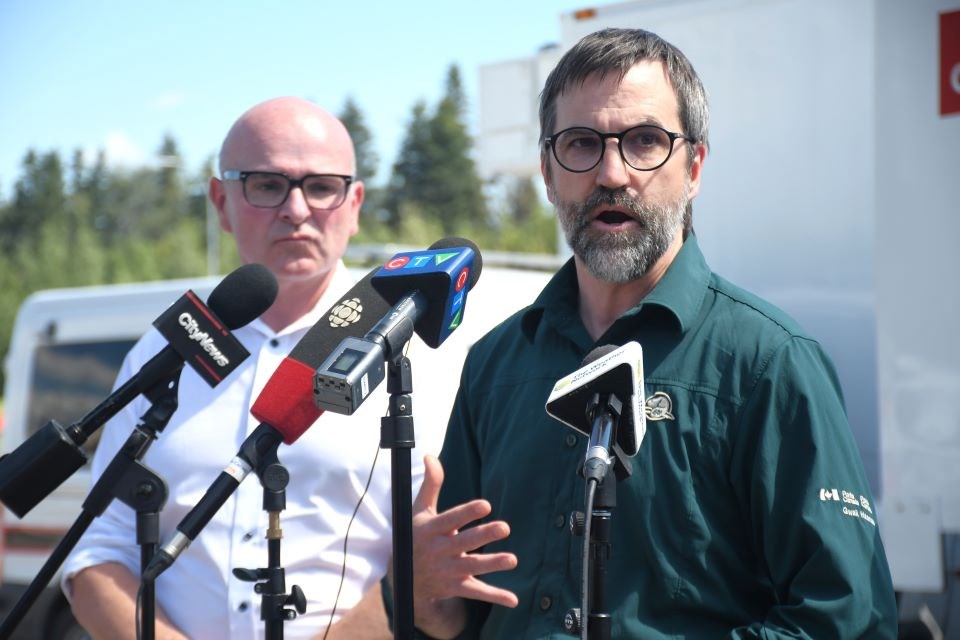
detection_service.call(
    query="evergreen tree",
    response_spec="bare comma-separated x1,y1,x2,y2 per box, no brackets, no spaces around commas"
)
0,135,215,390
424,64,489,235
339,96,386,229
2,151,67,254
505,176,541,224
338,96,379,184
157,135,184,209
384,101,433,231
383,64,490,240
0,253,20,391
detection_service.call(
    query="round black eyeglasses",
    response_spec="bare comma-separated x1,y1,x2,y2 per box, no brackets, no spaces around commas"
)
544,124,696,173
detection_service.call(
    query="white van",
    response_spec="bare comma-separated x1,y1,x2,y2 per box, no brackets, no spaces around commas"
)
0,263,555,639
0,276,223,639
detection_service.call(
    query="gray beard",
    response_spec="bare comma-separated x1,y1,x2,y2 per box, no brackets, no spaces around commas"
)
555,185,689,283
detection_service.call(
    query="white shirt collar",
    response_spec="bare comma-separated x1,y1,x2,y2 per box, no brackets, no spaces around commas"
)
245,260,356,339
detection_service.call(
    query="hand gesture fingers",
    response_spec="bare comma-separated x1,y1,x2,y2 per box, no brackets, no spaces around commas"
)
411,455,518,608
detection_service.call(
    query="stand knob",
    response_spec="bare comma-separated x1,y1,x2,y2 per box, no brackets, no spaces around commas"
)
564,607,582,634
570,510,586,537
285,585,307,616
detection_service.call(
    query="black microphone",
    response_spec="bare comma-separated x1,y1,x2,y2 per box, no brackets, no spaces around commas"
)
313,237,482,415
545,342,646,481
0,264,279,518
142,267,393,581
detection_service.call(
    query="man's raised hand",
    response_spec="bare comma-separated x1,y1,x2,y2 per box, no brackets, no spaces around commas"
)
410,455,518,638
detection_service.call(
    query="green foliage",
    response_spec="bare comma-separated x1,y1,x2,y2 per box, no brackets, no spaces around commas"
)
385,65,490,238
466,186,558,255
505,176,542,224
384,101,432,231
0,266,20,395
0,146,211,391
338,96,379,184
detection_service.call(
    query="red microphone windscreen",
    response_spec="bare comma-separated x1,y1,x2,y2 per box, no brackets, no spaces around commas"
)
251,358,318,445
250,268,391,444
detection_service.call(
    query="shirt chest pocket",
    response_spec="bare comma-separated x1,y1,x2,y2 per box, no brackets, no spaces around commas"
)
616,386,729,586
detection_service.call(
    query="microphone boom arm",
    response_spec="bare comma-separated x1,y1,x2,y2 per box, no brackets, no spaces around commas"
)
142,423,284,581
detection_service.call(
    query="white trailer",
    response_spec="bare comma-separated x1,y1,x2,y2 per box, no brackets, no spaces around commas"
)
478,0,960,635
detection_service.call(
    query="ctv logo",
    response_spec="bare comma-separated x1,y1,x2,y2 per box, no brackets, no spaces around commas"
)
383,251,462,271
384,255,411,269
447,270,469,331
455,267,469,291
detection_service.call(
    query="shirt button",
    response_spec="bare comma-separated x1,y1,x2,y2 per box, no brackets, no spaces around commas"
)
269,338,280,348
554,514,565,528
238,602,249,612
539,595,553,611
564,433,578,447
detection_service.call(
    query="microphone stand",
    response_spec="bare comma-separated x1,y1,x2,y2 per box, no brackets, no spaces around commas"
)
565,447,632,640
380,352,416,640
233,446,306,640
0,373,180,640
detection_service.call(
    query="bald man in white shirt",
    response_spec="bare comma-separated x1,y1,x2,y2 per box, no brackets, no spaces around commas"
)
63,97,449,640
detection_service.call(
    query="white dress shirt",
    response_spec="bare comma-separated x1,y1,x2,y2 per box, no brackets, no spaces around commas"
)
62,262,454,640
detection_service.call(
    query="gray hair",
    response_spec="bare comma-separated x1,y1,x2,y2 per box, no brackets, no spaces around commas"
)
538,28,710,156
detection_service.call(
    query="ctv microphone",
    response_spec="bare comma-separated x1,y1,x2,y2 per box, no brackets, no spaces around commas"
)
143,268,392,580
0,264,278,518
313,237,481,415
545,342,645,481
370,236,482,348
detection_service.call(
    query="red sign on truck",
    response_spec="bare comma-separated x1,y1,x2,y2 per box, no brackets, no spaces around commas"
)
942,10,960,116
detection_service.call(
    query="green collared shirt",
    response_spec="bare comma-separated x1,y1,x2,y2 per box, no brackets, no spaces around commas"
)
438,236,897,639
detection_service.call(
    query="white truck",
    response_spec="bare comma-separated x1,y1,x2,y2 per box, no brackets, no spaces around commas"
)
478,0,960,635
0,256,556,639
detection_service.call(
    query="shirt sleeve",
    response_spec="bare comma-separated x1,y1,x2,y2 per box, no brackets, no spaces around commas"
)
726,335,898,639
433,357,494,639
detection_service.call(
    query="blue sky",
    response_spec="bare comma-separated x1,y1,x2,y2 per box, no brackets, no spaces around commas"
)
0,0,587,197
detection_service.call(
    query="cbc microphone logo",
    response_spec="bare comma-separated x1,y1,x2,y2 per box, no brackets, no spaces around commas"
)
329,297,363,328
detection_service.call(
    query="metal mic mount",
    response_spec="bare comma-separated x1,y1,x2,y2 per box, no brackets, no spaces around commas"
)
564,443,632,640
233,446,306,640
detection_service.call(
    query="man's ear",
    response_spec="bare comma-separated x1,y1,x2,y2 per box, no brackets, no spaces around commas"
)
540,152,556,204
346,180,364,237
209,177,233,233
686,142,707,201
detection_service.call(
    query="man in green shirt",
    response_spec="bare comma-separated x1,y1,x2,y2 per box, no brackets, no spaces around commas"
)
405,28,897,638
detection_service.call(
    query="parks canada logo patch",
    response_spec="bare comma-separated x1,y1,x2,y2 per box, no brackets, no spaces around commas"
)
644,391,675,421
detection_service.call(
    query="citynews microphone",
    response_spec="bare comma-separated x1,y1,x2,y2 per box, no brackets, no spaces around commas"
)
142,268,393,581
313,237,482,415
0,264,278,518
545,342,645,482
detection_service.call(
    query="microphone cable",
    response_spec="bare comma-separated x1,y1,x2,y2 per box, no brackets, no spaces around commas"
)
580,477,598,640
321,431,382,639
321,338,411,639
135,579,144,640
